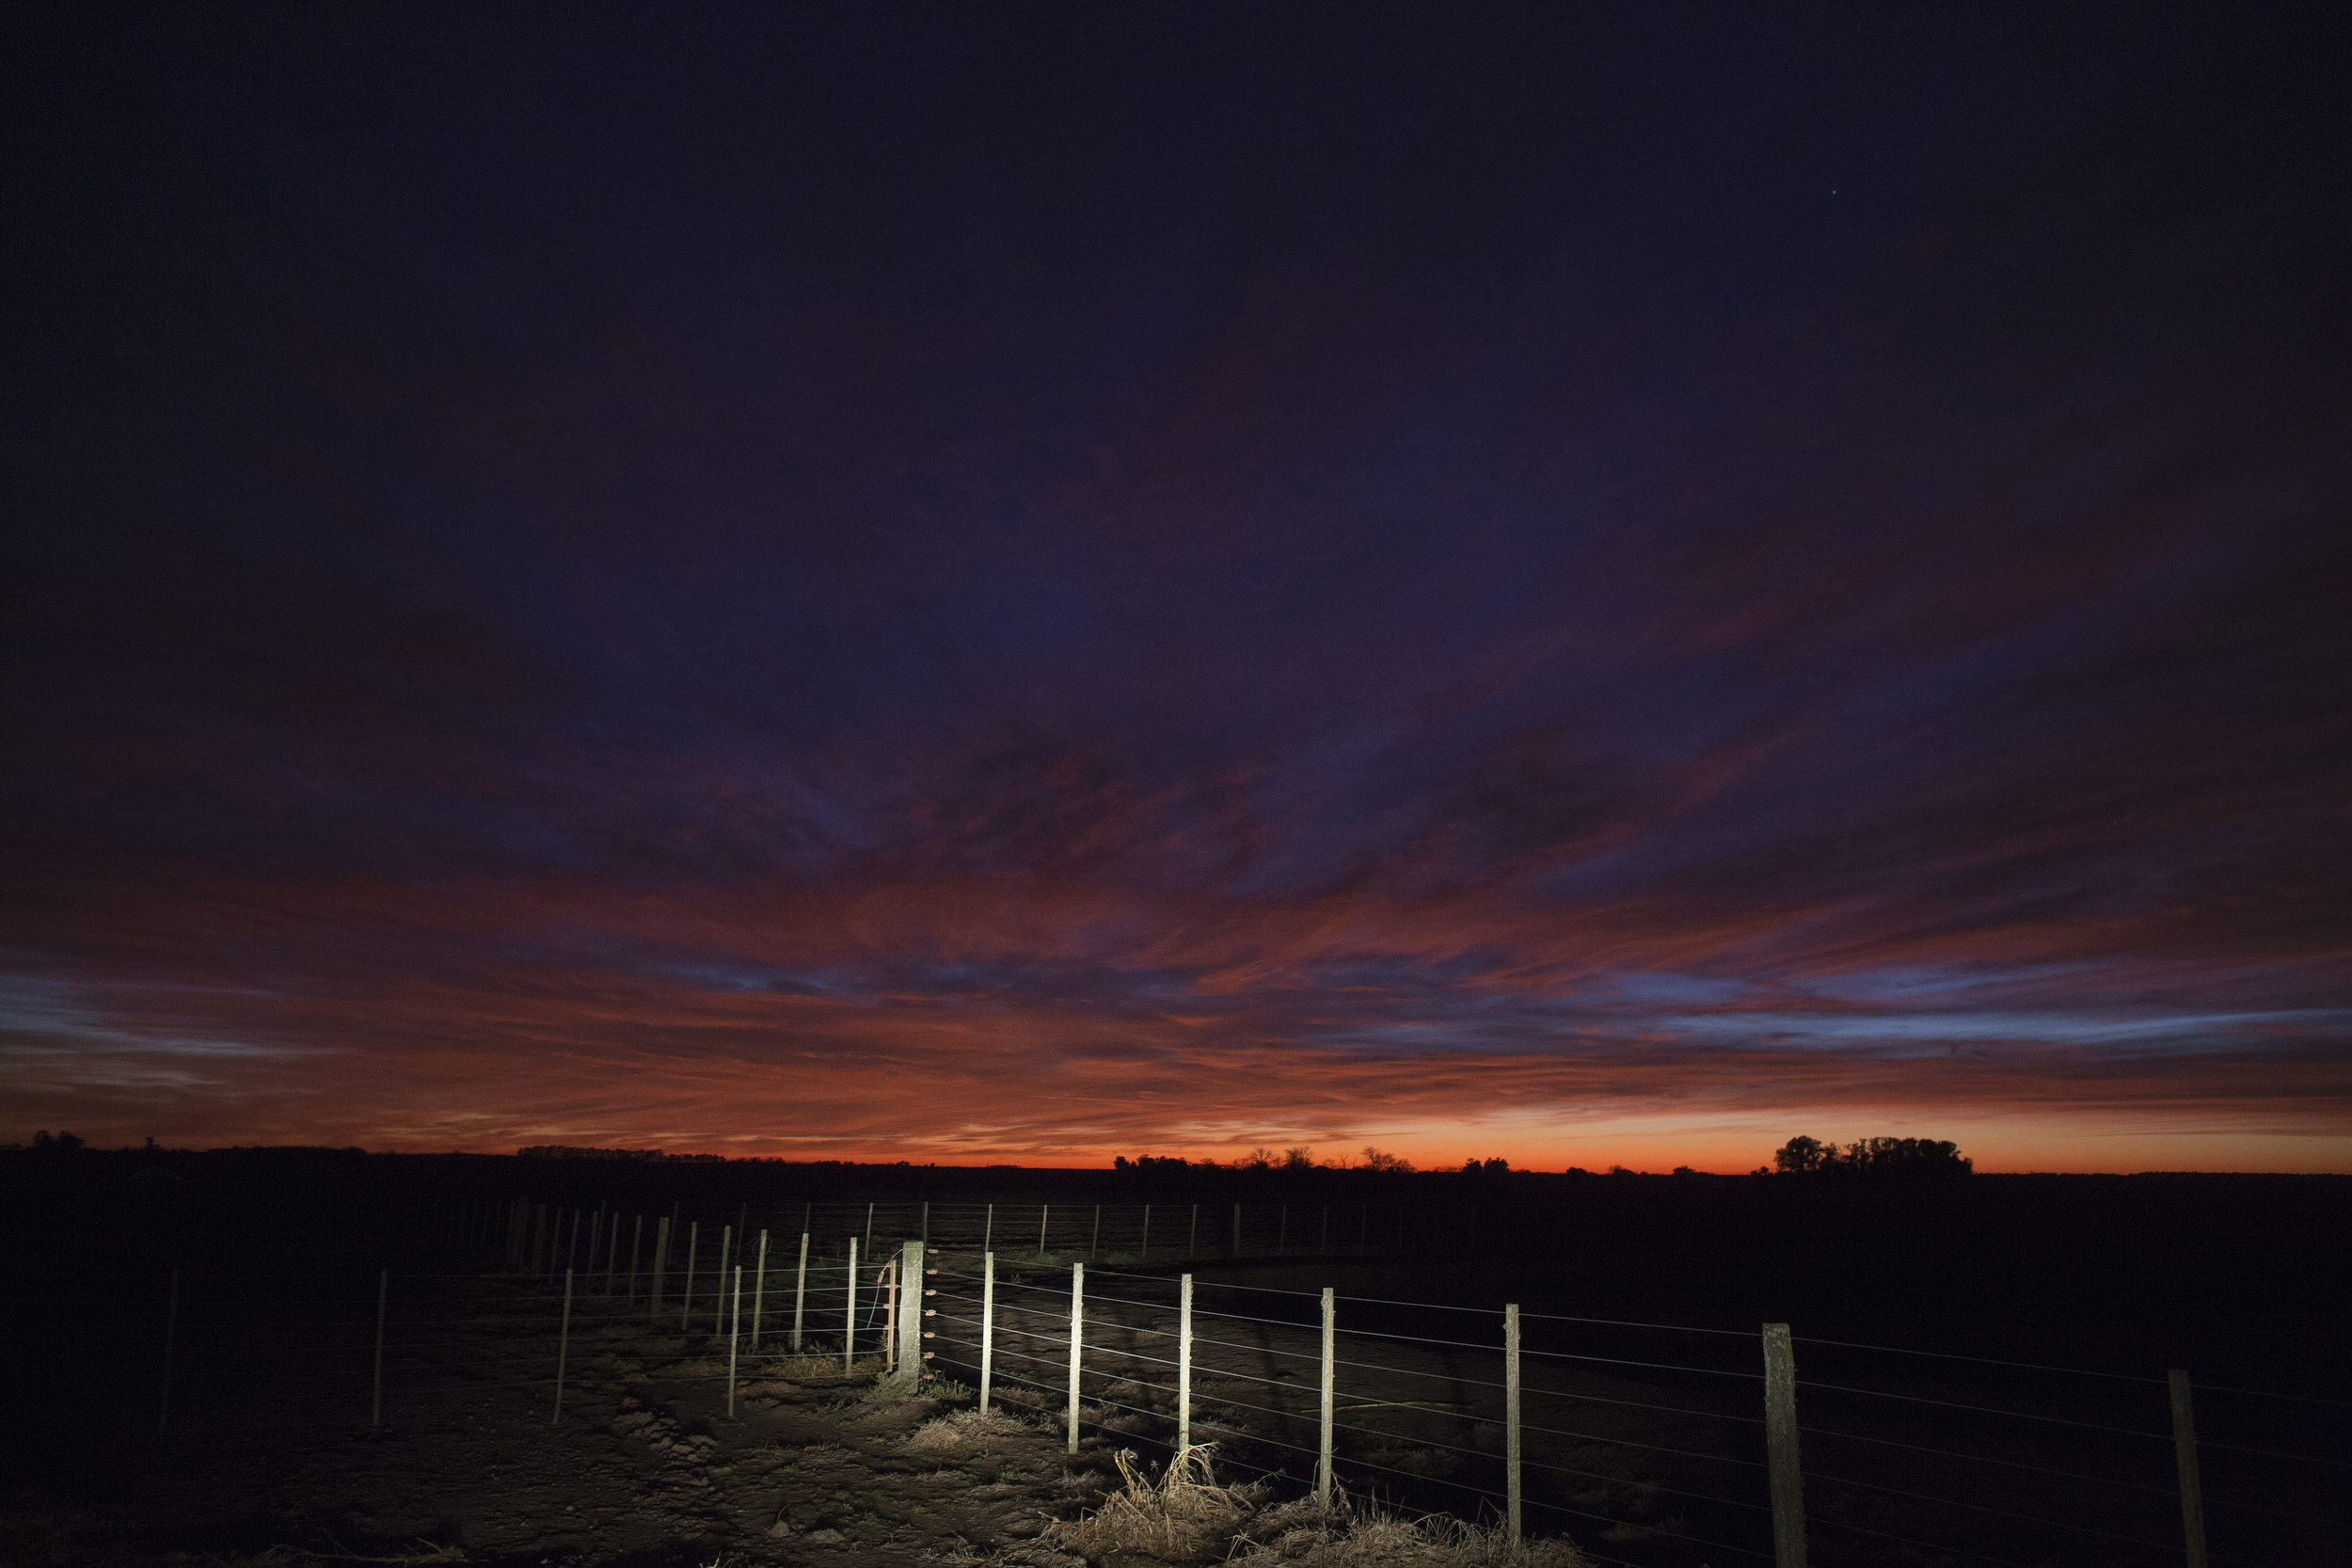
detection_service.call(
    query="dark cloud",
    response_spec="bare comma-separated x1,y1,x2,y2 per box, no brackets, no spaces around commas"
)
3,6,2347,1168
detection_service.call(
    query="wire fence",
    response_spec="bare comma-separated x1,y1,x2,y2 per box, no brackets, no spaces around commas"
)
19,1191,2347,1568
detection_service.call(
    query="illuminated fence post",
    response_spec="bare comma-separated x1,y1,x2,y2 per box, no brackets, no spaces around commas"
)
726,1266,742,1418
714,1224,732,1332
1177,1272,1193,1451
2169,1370,2209,1568
791,1231,808,1352
1317,1287,1335,1506
1761,1323,1808,1568
1067,1260,1085,1454
552,1268,574,1424
1504,1303,1521,1545
979,1251,995,1412
896,1240,925,1383
751,1229,770,1347
843,1236,858,1370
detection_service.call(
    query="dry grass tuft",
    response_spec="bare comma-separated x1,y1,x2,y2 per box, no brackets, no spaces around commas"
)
1230,1494,1587,1568
759,1353,889,1385
1043,1445,1265,1563
907,1409,1036,1453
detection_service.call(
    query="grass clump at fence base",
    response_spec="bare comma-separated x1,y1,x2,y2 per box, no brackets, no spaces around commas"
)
907,1409,1037,1453
1041,1449,1587,1568
1229,1497,1588,1568
1043,1445,1266,1562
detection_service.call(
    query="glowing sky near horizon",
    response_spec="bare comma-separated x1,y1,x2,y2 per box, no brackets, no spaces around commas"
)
3,8,2347,1171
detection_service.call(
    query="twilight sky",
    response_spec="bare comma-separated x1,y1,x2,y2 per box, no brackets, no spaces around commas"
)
5,7,2348,1171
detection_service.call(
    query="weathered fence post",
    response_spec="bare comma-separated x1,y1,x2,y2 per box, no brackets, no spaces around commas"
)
2169,1370,2208,1568
1761,1323,1807,1568
681,1221,700,1331
628,1215,643,1300
727,1266,743,1418
1504,1302,1521,1544
716,1224,733,1331
864,1201,874,1256
372,1268,389,1428
792,1231,809,1352
896,1239,926,1384
1039,1203,1050,1258
552,1268,574,1424
1317,1287,1336,1506
979,1251,996,1412
843,1236,859,1370
751,1229,770,1346
1067,1260,1086,1454
1141,1204,1152,1263
157,1269,179,1439
921,1201,930,1245
983,1201,993,1254
651,1215,670,1314
1178,1272,1193,1451
1188,1203,1198,1258
1090,1204,1101,1259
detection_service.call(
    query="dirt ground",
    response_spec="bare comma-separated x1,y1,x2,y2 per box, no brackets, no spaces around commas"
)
5,1278,1135,1568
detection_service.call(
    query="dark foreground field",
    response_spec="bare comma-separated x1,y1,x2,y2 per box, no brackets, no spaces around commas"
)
3,1151,2346,1568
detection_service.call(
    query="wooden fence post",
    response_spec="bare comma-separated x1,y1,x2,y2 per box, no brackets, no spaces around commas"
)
751,1229,770,1347
1039,1203,1050,1258
896,1240,926,1383
727,1266,742,1418
714,1224,732,1332
1091,1204,1101,1259
605,1212,620,1294
980,1251,996,1412
628,1215,643,1300
1188,1203,1198,1258
1761,1323,1807,1568
865,1201,874,1256
983,1202,993,1255
372,1269,388,1428
552,1268,574,1424
1317,1287,1336,1506
843,1237,858,1370
1178,1272,1193,1451
1504,1303,1521,1544
1141,1204,1152,1263
1067,1261,1085,1454
681,1221,700,1331
651,1216,670,1314
157,1269,179,1439
1232,1203,1242,1257
791,1231,808,1352
2169,1370,2208,1568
